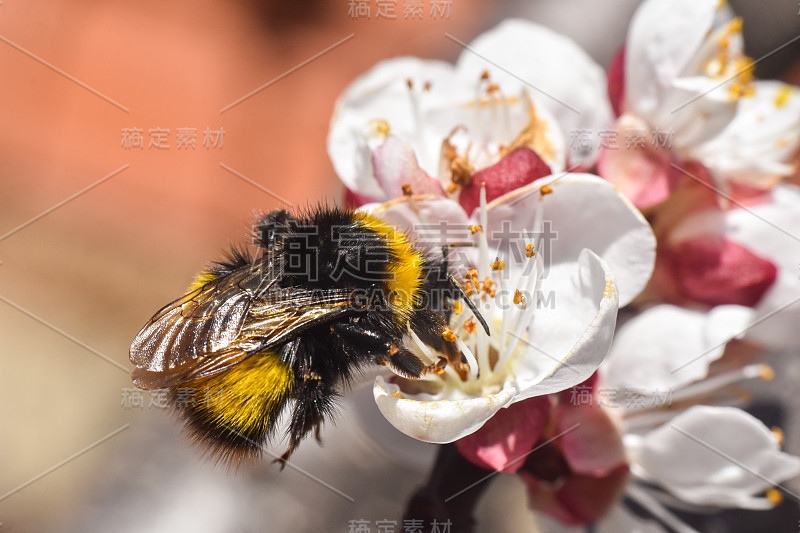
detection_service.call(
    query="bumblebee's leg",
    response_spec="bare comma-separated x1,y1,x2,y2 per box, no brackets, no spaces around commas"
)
410,309,471,375
410,308,449,350
275,371,336,469
376,346,447,379
331,322,391,353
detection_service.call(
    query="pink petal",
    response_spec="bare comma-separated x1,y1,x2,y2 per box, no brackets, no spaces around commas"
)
344,187,376,209
372,136,444,199
596,140,676,209
726,180,774,207
522,465,630,527
669,235,778,307
458,148,551,216
555,403,627,477
454,396,550,473
607,47,626,118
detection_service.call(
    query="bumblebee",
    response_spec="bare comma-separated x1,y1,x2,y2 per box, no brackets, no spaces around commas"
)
130,206,488,466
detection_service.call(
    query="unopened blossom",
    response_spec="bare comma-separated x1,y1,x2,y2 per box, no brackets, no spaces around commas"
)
361,174,655,443
600,0,800,208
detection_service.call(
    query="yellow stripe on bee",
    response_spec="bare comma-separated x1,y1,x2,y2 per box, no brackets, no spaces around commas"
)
188,270,219,292
355,212,424,323
187,351,294,435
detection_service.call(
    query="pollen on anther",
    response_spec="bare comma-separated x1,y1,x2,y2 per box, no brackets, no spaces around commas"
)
766,489,783,506
463,318,477,334
771,427,785,446
540,185,554,197
452,300,463,314
490,257,506,271
446,183,458,194
468,224,483,234
774,85,793,108
401,183,414,196
525,244,536,258
480,70,490,81
442,328,458,342
513,289,524,305
468,269,479,279
369,119,391,138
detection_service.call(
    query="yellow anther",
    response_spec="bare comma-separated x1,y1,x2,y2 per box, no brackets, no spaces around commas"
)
540,185,554,196
759,365,775,381
728,16,743,34
771,427,785,446
446,183,458,194
490,257,506,271
487,83,500,93
526,243,536,258
450,156,474,186
442,328,457,342
774,85,794,108
468,224,483,234
368,119,391,138
480,70,490,80
401,183,414,196
468,269,479,279
513,289,525,305
463,318,477,334
766,489,783,506
483,277,494,291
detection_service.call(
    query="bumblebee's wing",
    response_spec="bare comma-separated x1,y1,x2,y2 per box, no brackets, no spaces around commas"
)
130,261,356,389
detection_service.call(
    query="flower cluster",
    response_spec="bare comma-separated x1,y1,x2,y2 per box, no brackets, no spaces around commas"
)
327,0,800,531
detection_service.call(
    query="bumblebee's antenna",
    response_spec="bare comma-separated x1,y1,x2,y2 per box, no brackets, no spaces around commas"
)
448,273,491,336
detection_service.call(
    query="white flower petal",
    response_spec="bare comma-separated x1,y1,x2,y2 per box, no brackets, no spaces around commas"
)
708,184,800,348
602,304,754,392
483,173,656,306
596,506,668,533
692,81,800,186
328,57,467,197
629,406,800,508
373,376,517,443
511,250,618,401
455,19,613,166
625,0,719,121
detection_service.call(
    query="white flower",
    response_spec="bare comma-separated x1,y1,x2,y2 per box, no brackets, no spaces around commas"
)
594,304,800,532
328,19,613,209
601,0,800,207
364,174,655,443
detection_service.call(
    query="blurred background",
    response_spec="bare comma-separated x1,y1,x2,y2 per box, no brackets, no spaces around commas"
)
0,1,798,531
